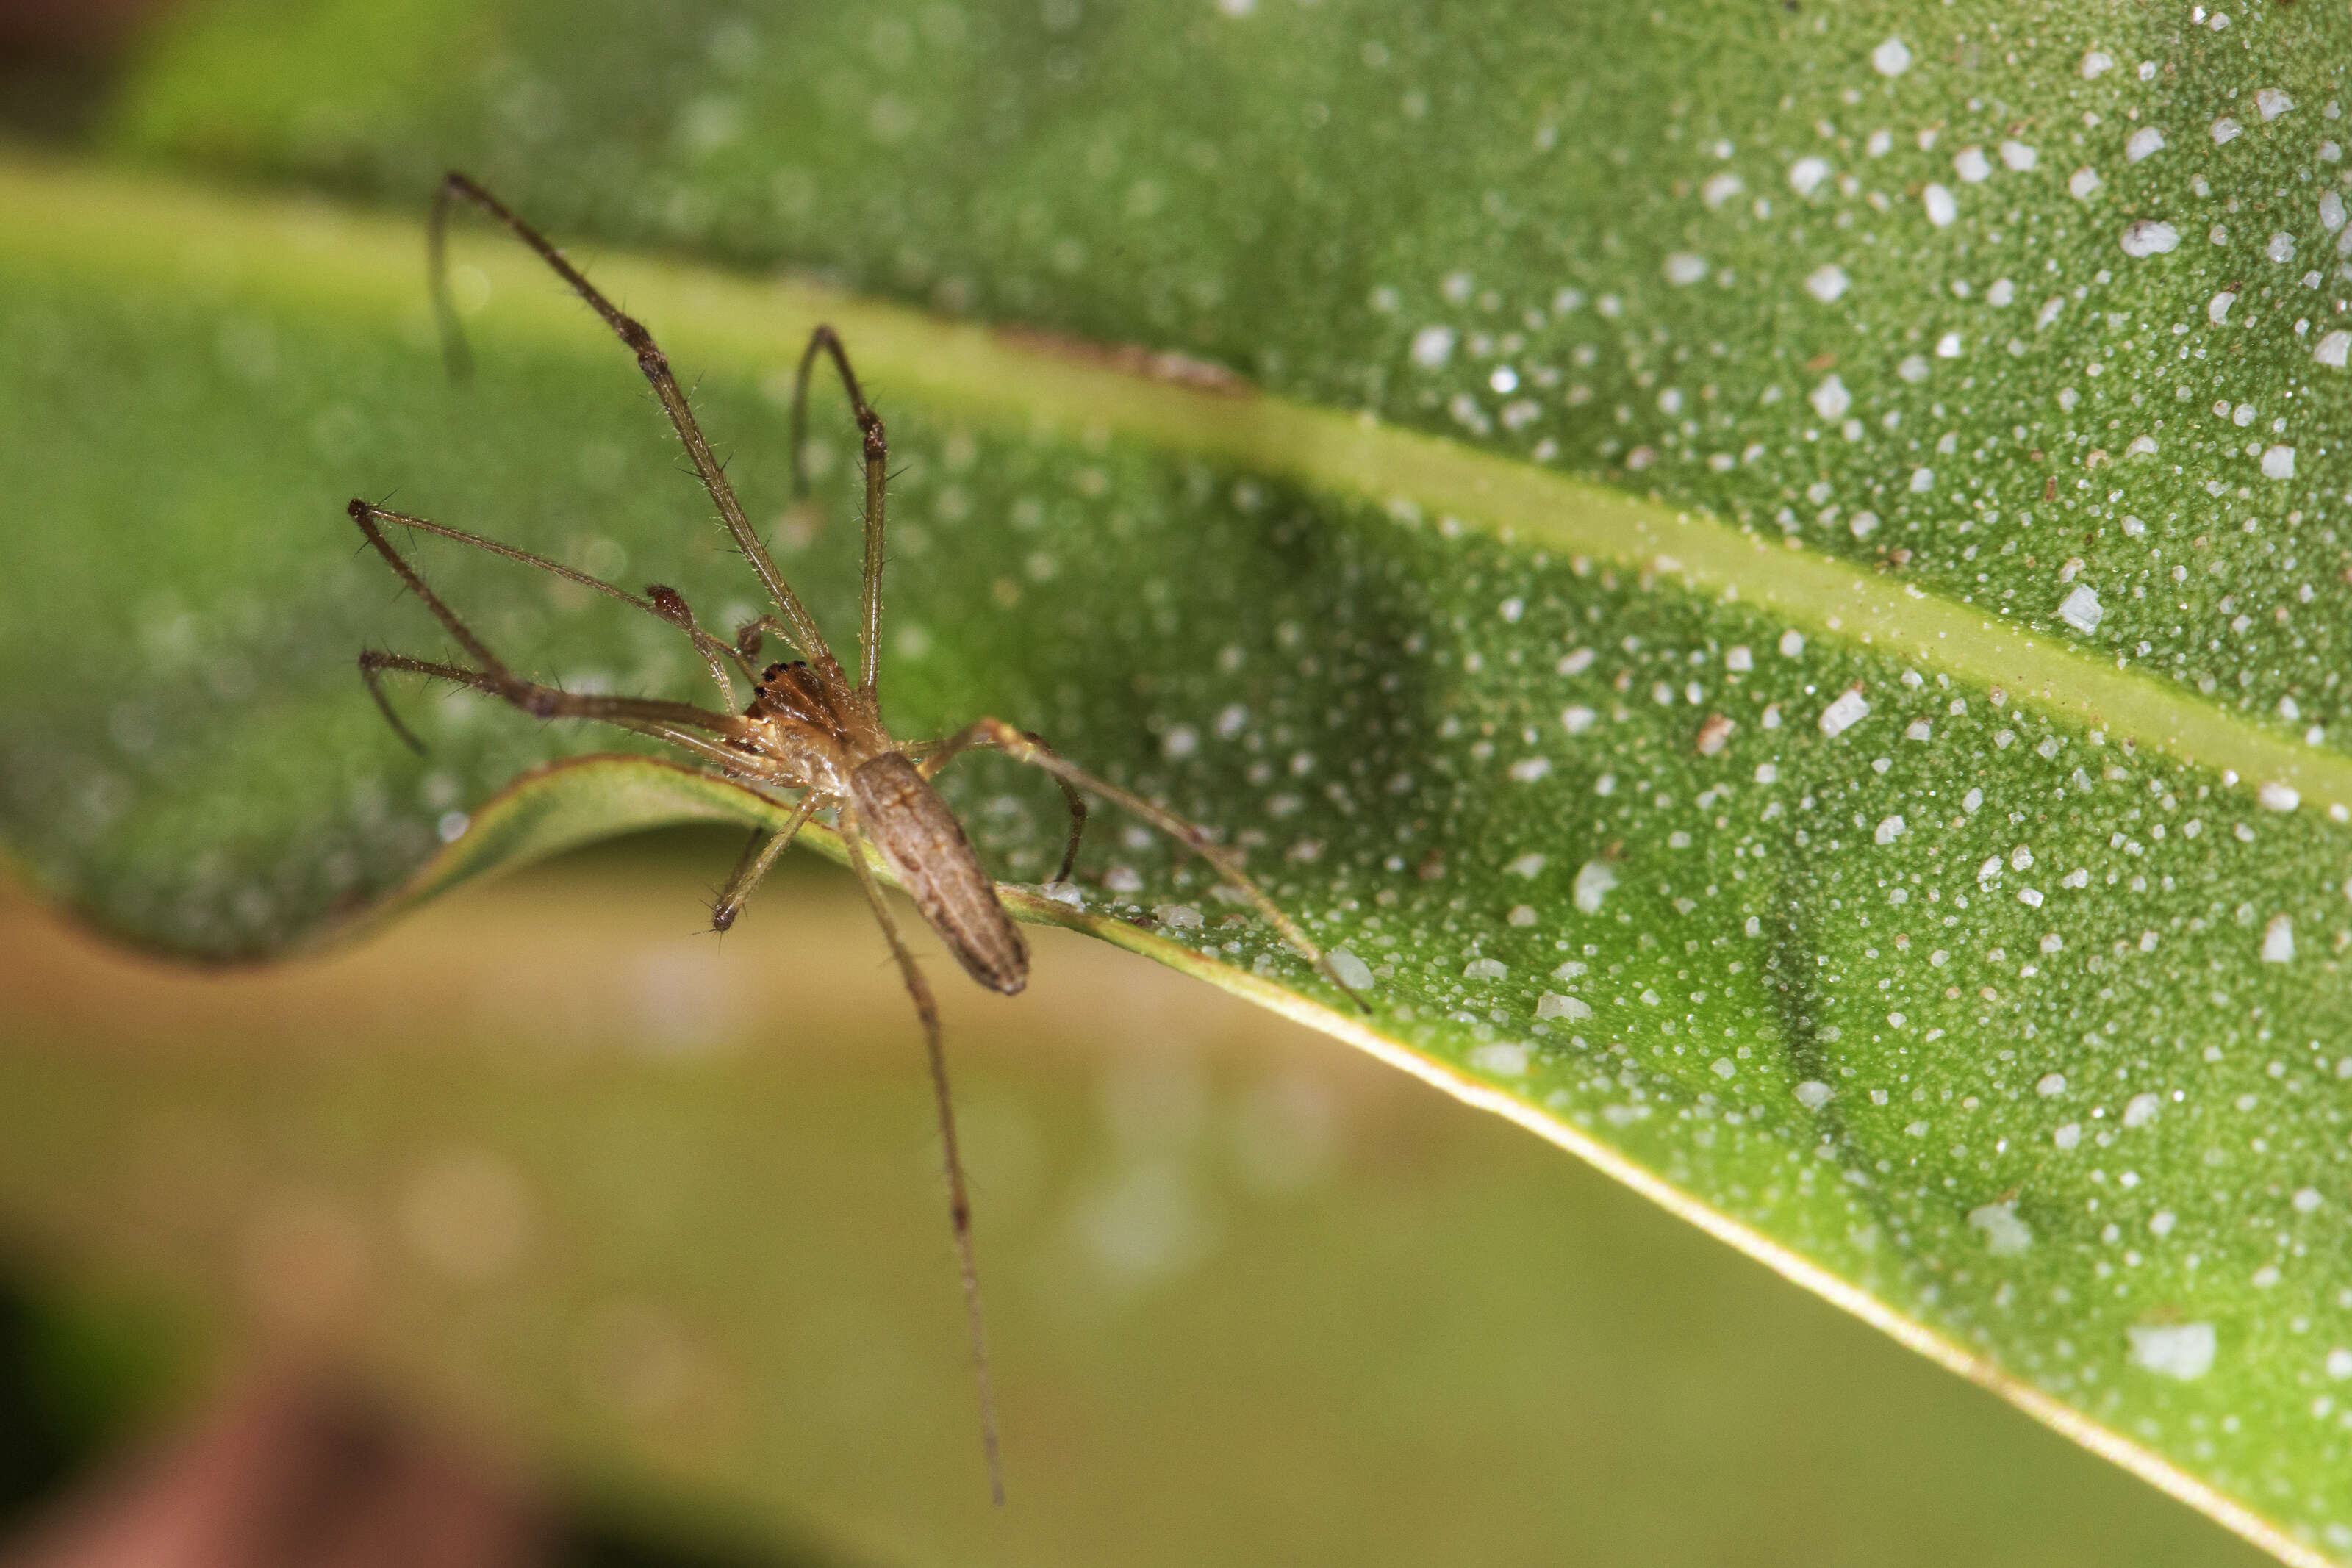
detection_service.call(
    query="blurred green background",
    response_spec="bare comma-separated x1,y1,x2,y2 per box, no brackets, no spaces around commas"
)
0,1,2295,1563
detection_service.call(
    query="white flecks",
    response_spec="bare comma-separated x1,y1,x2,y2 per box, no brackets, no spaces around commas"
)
2126,436,2157,458
2054,1122,2082,1150
1561,705,1597,735
2126,126,2167,163
1953,145,1993,183
2262,445,2296,478
1874,814,1904,845
1778,630,1805,658
1804,264,1850,303
1849,511,1879,539
1505,852,1547,879
2262,914,2296,963
2310,329,2350,367
1572,860,1618,914
1696,714,1737,756
2036,1073,2067,1098
1793,1080,1833,1111
1468,1043,1529,1077
1536,992,1593,1022
2018,888,2045,908
1987,278,2015,306
1923,183,1958,226
1711,1058,1737,1080
2209,289,2238,325
1161,724,1200,760
2258,87,2295,121
1967,1203,2034,1256
2211,115,2243,145
2323,190,2347,232
2267,231,2297,264
1999,140,2037,171
2037,295,2065,331
2331,1348,2352,1379
1809,374,1852,420
1788,155,1832,197
2259,781,2300,812
1158,903,1204,929
2081,48,2114,79
2057,585,2104,634
1906,719,1932,741
2069,166,2103,200
1507,905,1537,927
2129,1322,2217,1381
1896,353,1931,383
1557,647,1596,676
2149,1210,2176,1238
1663,251,1708,286
1726,645,1754,672
2120,220,2180,258
437,811,470,844
1909,468,1935,493
1508,756,1552,783
1754,763,1778,784
1870,36,1912,76
1463,957,1509,982
1327,947,1374,991
2294,1186,2323,1214
1935,330,1964,359
1818,688,1870,738
1410,326,1455,369
1702,171,1746,208
2122,1092,2162,1128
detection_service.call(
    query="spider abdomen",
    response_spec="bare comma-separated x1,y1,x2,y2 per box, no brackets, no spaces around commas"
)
849,752,1028,995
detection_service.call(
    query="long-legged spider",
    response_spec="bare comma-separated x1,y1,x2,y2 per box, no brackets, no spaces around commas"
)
351,173,1360,1500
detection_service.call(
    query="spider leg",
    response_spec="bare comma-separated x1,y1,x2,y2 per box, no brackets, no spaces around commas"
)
924,719,1366,1010
789,326,889,699
430,172,845,682
911,730,1086,883
710,789,822,932
839,807,1005,1506
353,501,746,705
356,651,765,778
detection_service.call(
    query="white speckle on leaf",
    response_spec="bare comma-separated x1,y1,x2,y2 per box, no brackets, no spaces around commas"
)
2258,87,2295,121
1870,37,1912,76
2320,331,2352,368
2081,49,2113,79
1508,755,1552,782
1536,993,1593,1022
1953,145,1992,183
1663,251,1708,286
2129,1322,2216,1381
1874,815,1904,845
1468,1043,1528,1076
2209,290,2238,325
1702,171,1746,208
1573,860,1617,914
1327,946,1374,990
2259,781,2300,812
1561,705,1596,735
2058,585,2103,633
2054,1122,2082,1149
1794,1080,1832,1110
1463,957,1507,982
1788,156,1832,197
2036,1073,2067,1097
1804,264,1849,303
2120,220,2179,257
2070,166,2102,199
1809,374,1852,420
2212,115,2242,145
2263,914,2295,963
2126,126,2166,162
2263,445,2296,478
1505,852,1547,879
1818,688,1870,738
2123,1092,2162,1128
1968,1203,2034,1256
1923,183,1957,226
1410,326,1455,368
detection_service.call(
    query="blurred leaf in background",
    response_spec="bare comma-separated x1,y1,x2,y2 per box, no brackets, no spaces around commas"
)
4,0,2352,1563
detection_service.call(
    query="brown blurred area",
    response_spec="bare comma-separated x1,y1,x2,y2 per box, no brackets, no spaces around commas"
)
0,0,175,54
2,1373,548,1568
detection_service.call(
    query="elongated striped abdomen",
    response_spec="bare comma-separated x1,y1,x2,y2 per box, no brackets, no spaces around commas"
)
849,752,1028,994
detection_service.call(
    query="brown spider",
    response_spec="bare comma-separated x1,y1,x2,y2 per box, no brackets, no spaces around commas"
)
350,173,1360,1500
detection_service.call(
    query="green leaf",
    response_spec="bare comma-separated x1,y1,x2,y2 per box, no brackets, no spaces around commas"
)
9,0,2352,1558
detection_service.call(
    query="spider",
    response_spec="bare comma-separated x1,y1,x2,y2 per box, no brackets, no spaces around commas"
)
349,173,1362,1500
